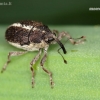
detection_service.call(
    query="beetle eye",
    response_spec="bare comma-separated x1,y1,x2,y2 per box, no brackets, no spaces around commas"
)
48,37,53,41
45,37,54,43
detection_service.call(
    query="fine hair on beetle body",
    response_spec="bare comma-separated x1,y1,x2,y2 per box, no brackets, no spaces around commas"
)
1,20,86,88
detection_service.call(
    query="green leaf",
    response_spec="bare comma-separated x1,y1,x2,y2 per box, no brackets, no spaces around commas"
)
0,25,100,100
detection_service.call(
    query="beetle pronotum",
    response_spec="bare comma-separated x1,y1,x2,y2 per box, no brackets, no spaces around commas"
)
1,20,86,88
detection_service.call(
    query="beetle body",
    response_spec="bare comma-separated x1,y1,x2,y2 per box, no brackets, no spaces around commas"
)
1,20,86,88
6,21,55,51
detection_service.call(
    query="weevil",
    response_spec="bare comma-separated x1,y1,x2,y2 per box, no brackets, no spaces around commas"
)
1,20,86,88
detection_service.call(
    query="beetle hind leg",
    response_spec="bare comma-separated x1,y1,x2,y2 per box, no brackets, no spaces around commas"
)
1,51,27,73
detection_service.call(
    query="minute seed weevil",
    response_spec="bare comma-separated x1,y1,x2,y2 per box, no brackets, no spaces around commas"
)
1,20,86,88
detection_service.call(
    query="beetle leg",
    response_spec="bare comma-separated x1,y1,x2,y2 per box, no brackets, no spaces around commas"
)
30,49,41,88
40,48,54,88
1,51,27,73
58,32,86,45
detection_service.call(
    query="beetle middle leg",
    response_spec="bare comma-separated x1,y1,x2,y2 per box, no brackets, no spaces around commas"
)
40,48,54,88
1,51,27,73
58,32,86,45
30,49,41,88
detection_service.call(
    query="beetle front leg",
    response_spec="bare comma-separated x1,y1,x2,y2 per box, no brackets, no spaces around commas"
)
1,51,27,73
30,49,41,88
58,32,86,45
40,49,54,88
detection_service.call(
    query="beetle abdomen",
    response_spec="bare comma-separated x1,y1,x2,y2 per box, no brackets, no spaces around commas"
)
6,26,30,45
5,21,51,46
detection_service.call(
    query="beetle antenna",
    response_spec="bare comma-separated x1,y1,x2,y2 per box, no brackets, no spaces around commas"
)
54,38,67,64
58,48,67,64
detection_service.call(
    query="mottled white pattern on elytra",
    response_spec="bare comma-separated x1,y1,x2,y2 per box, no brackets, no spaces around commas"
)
8,40,49,51
12,23,22,27
11,23,37,31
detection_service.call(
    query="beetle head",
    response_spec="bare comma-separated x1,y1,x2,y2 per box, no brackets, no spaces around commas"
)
43,32,56,43
44,32,67,64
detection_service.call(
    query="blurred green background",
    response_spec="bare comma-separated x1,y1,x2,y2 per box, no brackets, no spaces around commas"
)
0,0,100,100
0,0,100,25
